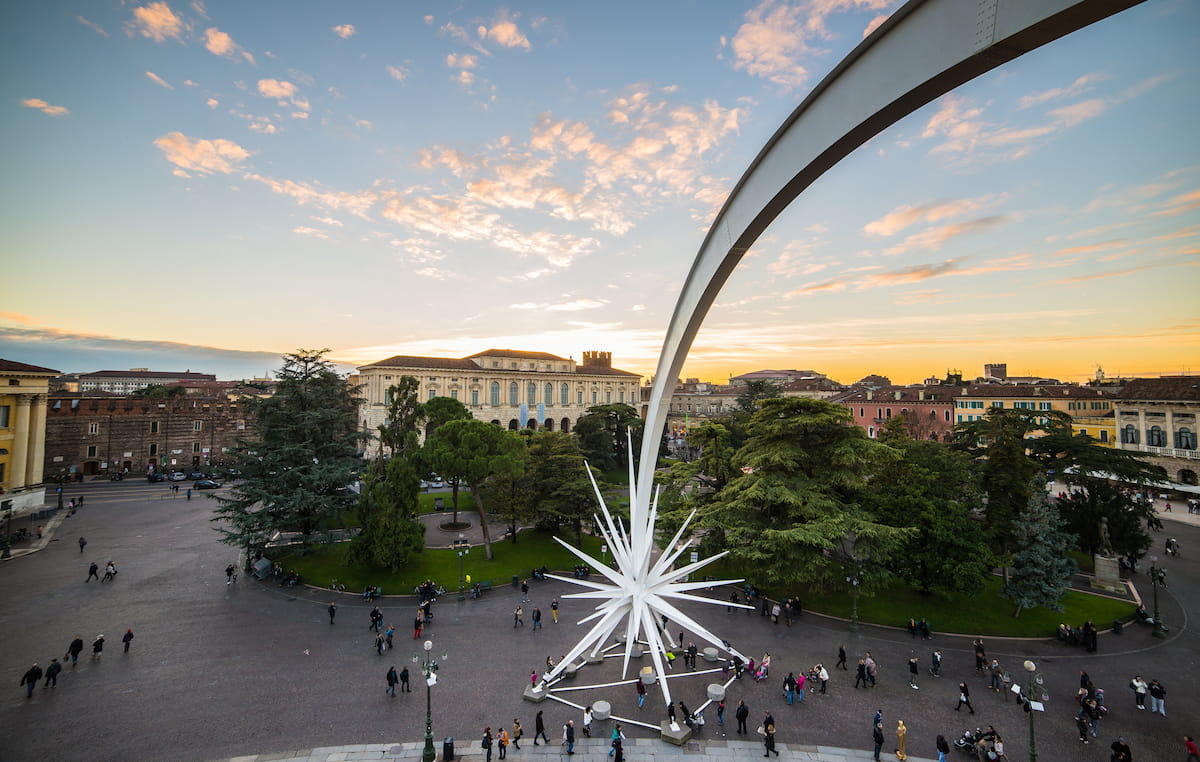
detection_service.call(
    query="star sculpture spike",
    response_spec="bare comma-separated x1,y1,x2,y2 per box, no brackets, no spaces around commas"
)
539,432,750,710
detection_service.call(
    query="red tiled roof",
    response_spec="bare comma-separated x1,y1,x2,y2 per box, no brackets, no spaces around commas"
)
0,358,60,374
957,384,1113,398
1118,377,1200,401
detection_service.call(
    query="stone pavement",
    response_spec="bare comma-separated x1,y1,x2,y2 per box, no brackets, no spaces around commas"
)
211,738,937,762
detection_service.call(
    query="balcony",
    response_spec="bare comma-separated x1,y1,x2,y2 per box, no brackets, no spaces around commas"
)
1135,444,1200,460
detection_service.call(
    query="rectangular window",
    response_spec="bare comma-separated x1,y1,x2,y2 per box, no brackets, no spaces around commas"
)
194,421,203,432
578,391,583,404
451,389,458,401
0,405,9,427
592,391,598,404
606,391,612,403
1100,430,1109,443
992,402,1003,409
193,442,201,453
89,422,99,434
619,390,625,403
86,445,97,458
149,444,158,456
150,420,159,433
384,375,392,381
428,389,436,401
471,390,479,406
1039,402,1052,411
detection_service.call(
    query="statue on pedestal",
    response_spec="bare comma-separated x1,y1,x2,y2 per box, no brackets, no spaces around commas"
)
1098,516,1113,557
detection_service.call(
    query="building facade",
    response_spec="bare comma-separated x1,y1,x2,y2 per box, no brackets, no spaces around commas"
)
356,349,640,446
1113,377,1199,487
44,394,252,478
833,385,957,441
951,384,1115,430
1,359,59,517
77,369,216,394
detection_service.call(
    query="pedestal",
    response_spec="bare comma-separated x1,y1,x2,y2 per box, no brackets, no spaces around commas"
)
706,683,725,701
660,721,692,745
1092,554,1124,593
592,700,612,721
640,666,658,685
523,684,549,702
702,647,720,663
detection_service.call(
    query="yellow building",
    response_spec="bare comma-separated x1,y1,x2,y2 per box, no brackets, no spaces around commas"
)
1,359,59,518
952,383,1117,442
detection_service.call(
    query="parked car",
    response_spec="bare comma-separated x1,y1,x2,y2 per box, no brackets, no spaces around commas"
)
168,472,187,481
187,471,206,481
193,479,222,490
146,473,165,483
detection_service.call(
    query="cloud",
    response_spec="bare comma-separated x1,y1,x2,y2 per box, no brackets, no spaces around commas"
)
1017,72,1109,109
858,258,964,287
76,16,110,37
510,298,607,312
446,53,478,69
206,97,219,108
480,10,531,50
863,195,1003,237
242,173,378,219
145,71,174,89
20,98,69,116
311,216,344,228
331,24,356,39
882,215,1012,256
386,64,410,82
1049,260,1198,285
292,226,328,239
204,27,254,63
727,0,892,89
153,131,250,175
128,1,184,42
256,78,309,114
862,14,889,38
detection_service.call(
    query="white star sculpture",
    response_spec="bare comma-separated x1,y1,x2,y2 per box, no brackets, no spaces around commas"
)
540,436,749,709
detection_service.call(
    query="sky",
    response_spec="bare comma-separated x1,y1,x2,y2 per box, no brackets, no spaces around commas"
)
2,0,1198,386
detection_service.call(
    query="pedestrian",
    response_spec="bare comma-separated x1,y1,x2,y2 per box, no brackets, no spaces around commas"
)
973,639,986,674
954,682,975,714
1083,697,1101,738
514,605,524,627
370,606,382,632
919,618,931,639
521,579,529,602
728,590,739,612
482,727,493,762
66,635,84,666
413,614,423,640
386,666,399,696
43,658,62,688
817,663,829,693
79,537,87,553
1148,679,1166,716
1076,714,1090,744
86,562,99,582
186,488,191,500
1130,675,1148,708
375,633,385,654
122,628,134,653
895,719,908,761
667,701,676,725
989,659,1003,691
735,699,749,734
716,699,725,729
636,676,646,707
225,564,236,584
400,666,410,692
385,625,394,650
837,644,847,670
532,607,542,630
930,649,942,677
531,669,539,688
20,663,43,698
855,659,868,688
1186,735,1199,761
512,719,523,749
328,602,337,624
1110,736,1132,761
864,653,877,686
907,618,917,638
534,709,549,745
550,598,559,623
564,719,575,755
763,720,778,757
872,721,885,762
498,726,509,759
784,672,796,705
771,602,781,624
613,738,625,762
908,656,919,689
935,734,949,762
796,670,806,703
91,634,105,660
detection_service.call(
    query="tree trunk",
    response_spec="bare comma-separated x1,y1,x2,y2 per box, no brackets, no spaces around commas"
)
451,479,461,524
470,485,494,560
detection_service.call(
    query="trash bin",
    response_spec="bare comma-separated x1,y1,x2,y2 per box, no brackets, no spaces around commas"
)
443,737,454,760
1112,619,1123,634
512,574,520,587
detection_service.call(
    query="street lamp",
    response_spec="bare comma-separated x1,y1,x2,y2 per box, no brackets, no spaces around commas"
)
601,544,608,567
843,531,862,632
1022,659,1045,762
414,639,448,762
454,535,470,601
1149,555,1166,639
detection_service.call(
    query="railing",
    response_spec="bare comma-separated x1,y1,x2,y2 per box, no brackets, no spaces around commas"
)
1138,444,1200,461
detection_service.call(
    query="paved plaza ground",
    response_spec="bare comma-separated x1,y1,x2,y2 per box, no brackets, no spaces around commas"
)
0,480,1196,762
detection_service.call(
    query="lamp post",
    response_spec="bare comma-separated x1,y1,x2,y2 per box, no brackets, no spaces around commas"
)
414,639,447,762
1022,659,1044,762
843,531,861,632
454,535,470,601
601,544,608,568
1149,555,1165,638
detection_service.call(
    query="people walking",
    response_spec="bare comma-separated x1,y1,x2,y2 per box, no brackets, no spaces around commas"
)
413,614,423,640
21,664,43,698
482,727,493,762
564,719,575,755
66,635,84,666
225,564,236,584
43,658,62,688
534,710,549,745
1149,679,1166,716
550,598,559,623
716,700,725,730
122,628,133,653
531,607,542,630
784,672,796,705
636,676,646,708
935,734,950,762
908,656,919,689
385,625,394,650
954,682,975,714
79,537,87,553
511,719,523,749
796,670,806,702
763,720,778,757
91,634,105,660
735,699,749,734
375,633,385,654
328,602,337,624
400,666,410,692
1075,714,1090,744
930,649,942,677
864,653,877,686
102,561,117,581
521,579,530,602
498,726,509,759
973,639,986,674
514,606,524,627
836,644,847,670
86,562,99,582
370,606,383,632
386,666,399,696
1185,735,1198,760
855,659,868,688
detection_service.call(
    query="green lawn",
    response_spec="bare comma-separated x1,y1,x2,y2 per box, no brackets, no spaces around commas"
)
277,529,604,594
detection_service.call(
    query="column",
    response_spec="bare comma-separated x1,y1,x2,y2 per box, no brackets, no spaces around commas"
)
9,396,32,491
26,395,47,486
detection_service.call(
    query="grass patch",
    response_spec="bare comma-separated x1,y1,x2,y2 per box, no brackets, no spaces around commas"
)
277,529,604,594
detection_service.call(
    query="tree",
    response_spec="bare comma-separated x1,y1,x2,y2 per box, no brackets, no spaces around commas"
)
1001,486,1078,617
483,444,533,543
424,419,525,560
953,408,1042,557
421,395,473,513
573,403,644,472
526,431,603,545
212,349,364,558
735,379,782,413
868,421,990,596
350,378,427,569
689,422,739,492
1057,481,1158,558
137,384,186,399
698,398,911,590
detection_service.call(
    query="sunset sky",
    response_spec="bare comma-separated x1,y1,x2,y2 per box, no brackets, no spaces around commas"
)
3,1,1197,385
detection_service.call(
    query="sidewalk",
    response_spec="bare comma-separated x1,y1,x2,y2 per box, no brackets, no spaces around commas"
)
211,738,938,762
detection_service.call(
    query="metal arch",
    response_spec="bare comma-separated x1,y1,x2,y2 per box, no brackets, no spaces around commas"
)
637,0,1143,498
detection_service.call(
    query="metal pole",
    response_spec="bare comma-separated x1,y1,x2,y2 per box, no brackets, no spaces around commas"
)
1150,556,1165,639
422,650,436,762
1027,671,1037,762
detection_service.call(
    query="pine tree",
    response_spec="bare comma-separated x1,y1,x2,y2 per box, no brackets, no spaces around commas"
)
1002,487,1078,617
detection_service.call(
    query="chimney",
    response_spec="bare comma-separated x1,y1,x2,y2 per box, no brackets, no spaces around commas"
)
581,351,612,368
894,390,902,400
866,391,873,400
918,390,926,400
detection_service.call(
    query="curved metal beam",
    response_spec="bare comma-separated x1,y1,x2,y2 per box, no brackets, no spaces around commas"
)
638,0,1143,499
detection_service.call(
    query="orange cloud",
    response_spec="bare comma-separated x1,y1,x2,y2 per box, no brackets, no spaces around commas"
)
863,195,1002,237
480,10,531,50
331,24,356,39
21,98,69,116
153,131,250,175
145,71,174,89
128,1,184,42
882,215,1011,256
204,27,253,63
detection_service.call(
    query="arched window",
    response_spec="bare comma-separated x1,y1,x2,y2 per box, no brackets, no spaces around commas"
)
1122,424,1138,444
561,417,571,433
545,383,554,407
509,382,519,406
1148,425,1166,447
490,382,500,406
544,418,555,432
508,419,519,431
1180,469,1198,486
1178,427,1197,450
561,383,569,406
